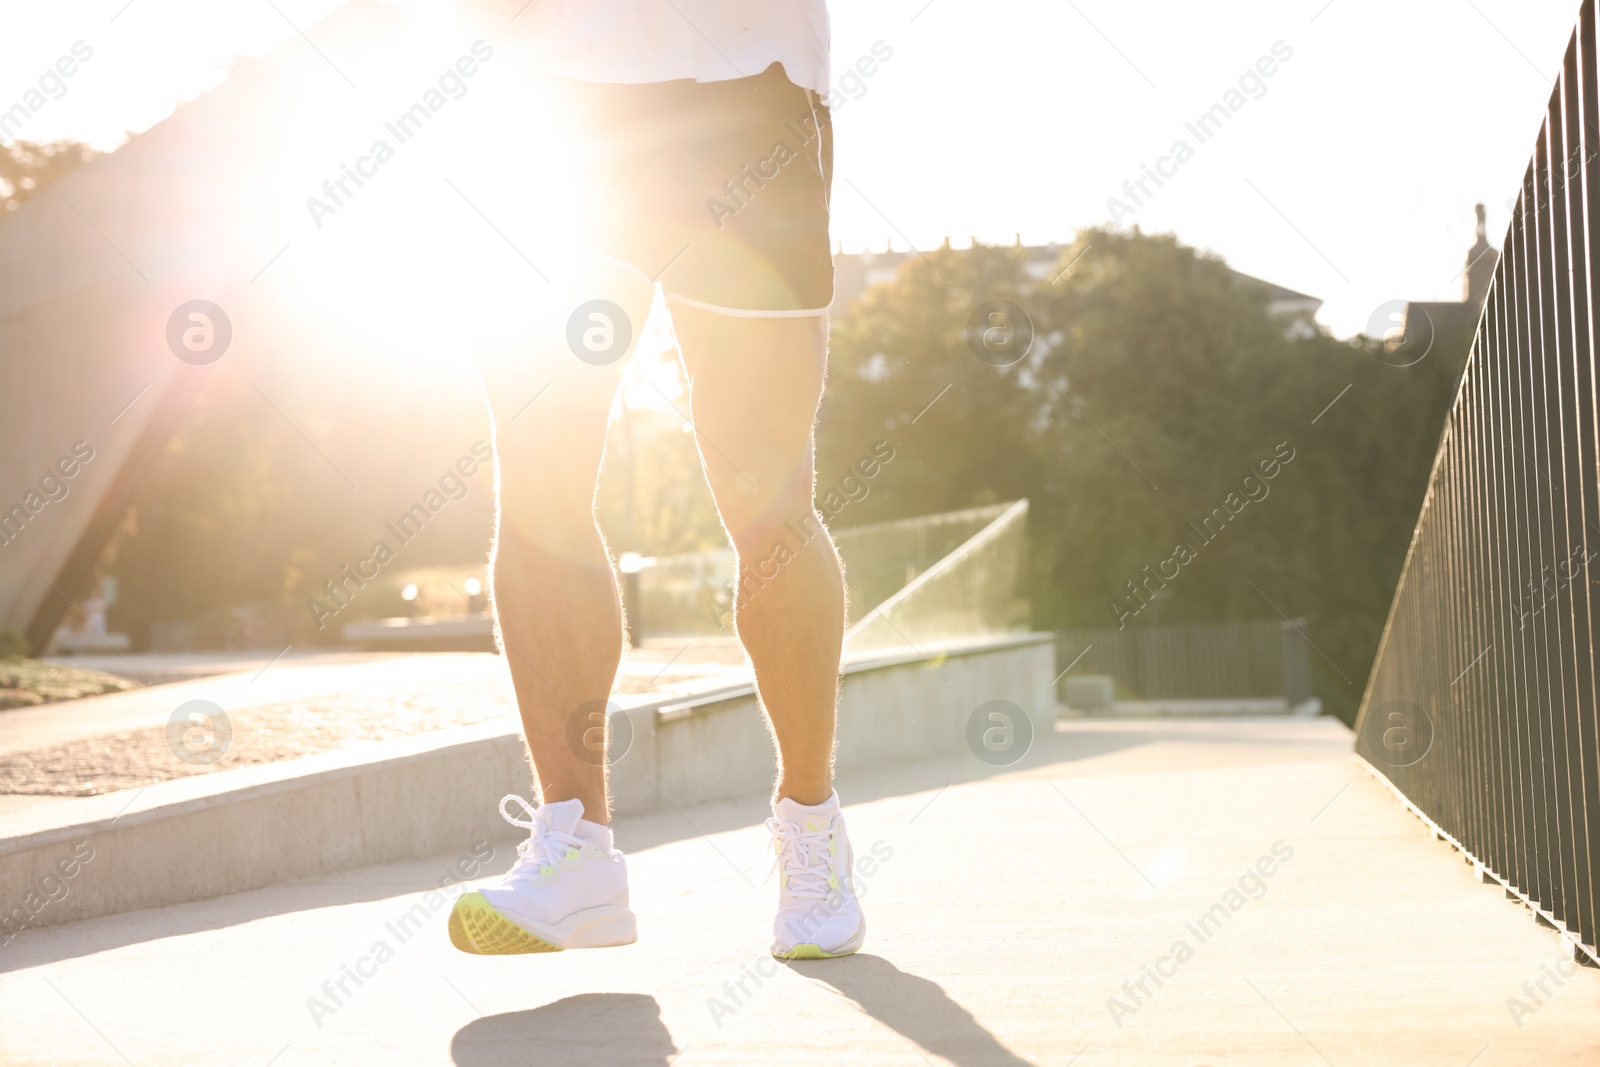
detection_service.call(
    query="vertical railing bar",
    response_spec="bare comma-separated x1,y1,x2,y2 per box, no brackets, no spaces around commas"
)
1463,338,1491,871
1485,281,1513,884
1458,388,1477,851
1548,38,1595,940
1542,105,1579,924
1528,95,1564,922
1537,71,1583,931
1439,420,1462,839
1503,167,1535,904
1516,155,1546,908
1570,0,1600,944
1526,134,1562,916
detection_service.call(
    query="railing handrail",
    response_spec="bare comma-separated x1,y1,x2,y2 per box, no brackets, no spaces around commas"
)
844,498,1028,642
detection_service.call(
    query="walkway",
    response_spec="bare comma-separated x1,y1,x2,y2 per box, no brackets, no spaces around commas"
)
2,716,1596,1065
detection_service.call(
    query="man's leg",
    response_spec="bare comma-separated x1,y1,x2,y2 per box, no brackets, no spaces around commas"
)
670,306,843,805
450,260,652,956
476,260,655,824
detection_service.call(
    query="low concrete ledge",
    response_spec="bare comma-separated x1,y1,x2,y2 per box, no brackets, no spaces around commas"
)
0,720,530,946
341,614,496,652
0,633,1053,937
641,634,1054,809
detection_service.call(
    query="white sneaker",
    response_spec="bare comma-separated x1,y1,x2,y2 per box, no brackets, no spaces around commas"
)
767,792,865,959
449,795,637,954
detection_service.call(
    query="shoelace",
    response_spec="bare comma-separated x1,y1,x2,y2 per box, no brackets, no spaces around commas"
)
765,816,838,901
500,794,587,880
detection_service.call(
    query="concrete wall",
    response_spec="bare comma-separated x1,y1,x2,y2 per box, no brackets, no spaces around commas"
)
0,19,331,641
0,634,1053,935
0,2,497,648
634,635,1053,810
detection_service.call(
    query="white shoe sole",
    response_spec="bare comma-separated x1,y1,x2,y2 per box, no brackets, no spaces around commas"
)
450,891,637,954
773,913,866,960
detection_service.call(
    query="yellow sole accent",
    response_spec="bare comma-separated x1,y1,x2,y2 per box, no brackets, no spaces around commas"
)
449,891,563,955
775,943,857,961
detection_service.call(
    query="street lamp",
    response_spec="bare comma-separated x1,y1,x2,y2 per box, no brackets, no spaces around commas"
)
616,553,656,645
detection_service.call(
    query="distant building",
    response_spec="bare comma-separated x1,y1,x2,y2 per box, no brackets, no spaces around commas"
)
831,234,1322,337
1402,204,1499,344
831,236,1069,310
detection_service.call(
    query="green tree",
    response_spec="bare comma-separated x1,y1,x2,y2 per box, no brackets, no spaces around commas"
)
1,140,95,213
595,354,727,557
818,228,1471,723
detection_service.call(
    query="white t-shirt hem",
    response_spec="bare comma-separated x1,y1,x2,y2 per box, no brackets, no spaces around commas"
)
511,1,830,98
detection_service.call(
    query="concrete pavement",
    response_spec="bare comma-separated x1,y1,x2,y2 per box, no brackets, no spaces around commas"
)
3,716,1598,1065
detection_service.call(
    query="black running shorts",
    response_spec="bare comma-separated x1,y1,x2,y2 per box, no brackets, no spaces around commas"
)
566,63,834,316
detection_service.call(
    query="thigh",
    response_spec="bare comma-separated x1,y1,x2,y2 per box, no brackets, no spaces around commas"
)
671,306,828,533
476,252,657,511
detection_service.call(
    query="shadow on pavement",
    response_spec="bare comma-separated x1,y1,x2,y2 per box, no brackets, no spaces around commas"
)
0,861,466,975
793,953,1038,1066
451,993,677,1066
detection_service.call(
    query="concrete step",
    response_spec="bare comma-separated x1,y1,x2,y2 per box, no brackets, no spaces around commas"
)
0,635,1054,931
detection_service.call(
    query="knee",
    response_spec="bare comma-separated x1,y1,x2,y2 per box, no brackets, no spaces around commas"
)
490,374,614,498
704,435,793,491
703,430,817,524
492,434,605,546
731,506,832,561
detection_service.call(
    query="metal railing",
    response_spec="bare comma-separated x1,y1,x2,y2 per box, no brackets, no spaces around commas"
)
833,502,1015,624
1055,619,1312,706
632,501,1026,643
843,499,1030,654
1354,0,1600,963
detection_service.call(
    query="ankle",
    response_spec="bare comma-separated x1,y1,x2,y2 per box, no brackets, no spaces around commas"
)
576,817,615,851
775,784,835,808
538,789,611,826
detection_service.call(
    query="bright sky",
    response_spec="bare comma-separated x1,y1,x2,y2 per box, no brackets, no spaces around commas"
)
0,0,1583,338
